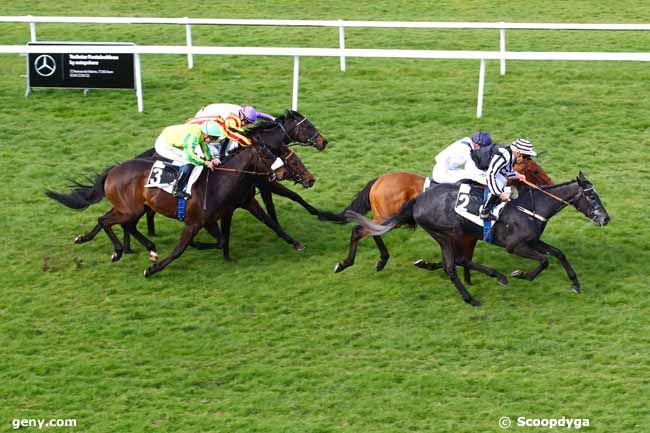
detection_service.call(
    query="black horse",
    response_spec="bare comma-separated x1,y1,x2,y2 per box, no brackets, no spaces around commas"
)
346,172,610,306
127,110,328,249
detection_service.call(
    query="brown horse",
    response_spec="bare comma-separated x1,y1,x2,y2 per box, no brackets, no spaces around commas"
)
47,142,305,277
320,157,554,282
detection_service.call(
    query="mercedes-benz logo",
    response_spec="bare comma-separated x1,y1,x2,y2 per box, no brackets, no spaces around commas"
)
34,54,56,77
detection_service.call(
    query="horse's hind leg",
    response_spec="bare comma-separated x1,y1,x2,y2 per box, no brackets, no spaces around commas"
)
74,222,103,244
414,259,444,272
373,235,390,271
414,236,478,284
98,209,139,262
145,206,156,236
96,210,126,262
122,226,134,254
334,224,366,273
459,259,508,286
124,221,158,262
437,237,481,307
462,236,478,285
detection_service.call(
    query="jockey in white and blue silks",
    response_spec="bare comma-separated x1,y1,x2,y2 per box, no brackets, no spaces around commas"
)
479,138,535,219
432,131,492,184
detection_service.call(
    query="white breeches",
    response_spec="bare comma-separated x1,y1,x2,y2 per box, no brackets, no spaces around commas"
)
155,136,187,164
154,136,203,194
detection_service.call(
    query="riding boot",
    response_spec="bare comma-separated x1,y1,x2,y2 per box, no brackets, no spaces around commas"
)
172,165,192,199
479,194,501,220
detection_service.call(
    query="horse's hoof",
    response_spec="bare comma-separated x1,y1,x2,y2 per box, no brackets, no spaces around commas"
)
497,275,509,285
333,263,344,273
294,242,305,251
572,286,581,294
149,251,159,262
466,298,482,307
375,260,387,272
111,252,122,262
143,268,151,278
74,235,83,244
511,270,525,278
414,259,426,269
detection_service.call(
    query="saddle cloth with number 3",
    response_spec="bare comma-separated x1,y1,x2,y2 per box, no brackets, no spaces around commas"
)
144,160,203,197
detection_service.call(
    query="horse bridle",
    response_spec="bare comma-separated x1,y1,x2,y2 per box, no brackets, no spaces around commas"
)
276,116,320,146
281,148,309,185
519,182,594,221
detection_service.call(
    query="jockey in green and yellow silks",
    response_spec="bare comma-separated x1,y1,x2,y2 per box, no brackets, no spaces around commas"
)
154,121,222,198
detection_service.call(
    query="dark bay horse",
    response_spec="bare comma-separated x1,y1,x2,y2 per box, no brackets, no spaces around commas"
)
320,157,554,279
47,143,304,277
346,172,609,306
128,110,328,247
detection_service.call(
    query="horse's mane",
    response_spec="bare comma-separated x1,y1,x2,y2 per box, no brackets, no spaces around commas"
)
220,144,252,166
242,110,297,136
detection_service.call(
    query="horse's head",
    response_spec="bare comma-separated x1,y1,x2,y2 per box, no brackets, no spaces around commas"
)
251,144,290,182
279,146,315,188
572,172,610,226
278,110,328,150
514,157,554,186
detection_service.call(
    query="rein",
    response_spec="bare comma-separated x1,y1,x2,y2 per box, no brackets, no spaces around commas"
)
515,179,593,221
211,166,270,176
521,178,573,205
211,146,274,176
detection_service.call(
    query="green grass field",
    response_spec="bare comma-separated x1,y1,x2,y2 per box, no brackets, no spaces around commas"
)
1,1,649,432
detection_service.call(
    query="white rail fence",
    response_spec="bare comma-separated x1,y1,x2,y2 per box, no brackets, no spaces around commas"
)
2,16,650,115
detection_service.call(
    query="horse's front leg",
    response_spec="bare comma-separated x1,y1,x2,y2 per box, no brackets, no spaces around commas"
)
266,181,320,216
534,240,581,293
509,242,550,282
259,185,279,223
244,197,304,251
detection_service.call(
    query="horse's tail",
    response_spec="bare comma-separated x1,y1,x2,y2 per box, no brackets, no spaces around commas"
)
318,178,377,224
45,169,111,210
345,197,417,236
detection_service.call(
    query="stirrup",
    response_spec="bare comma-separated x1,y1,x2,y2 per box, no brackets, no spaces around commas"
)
172,186,189,199
480,212,496,221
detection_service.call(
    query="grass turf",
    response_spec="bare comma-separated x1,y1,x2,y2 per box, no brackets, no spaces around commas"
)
0,2,649,432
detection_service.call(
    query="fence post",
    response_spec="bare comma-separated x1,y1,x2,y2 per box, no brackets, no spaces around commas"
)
338,19,346,72
185,17,194,69
134,53,144,112
500,26,506,75
476,59,486,118
292,56,300,111
28,15,37,42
